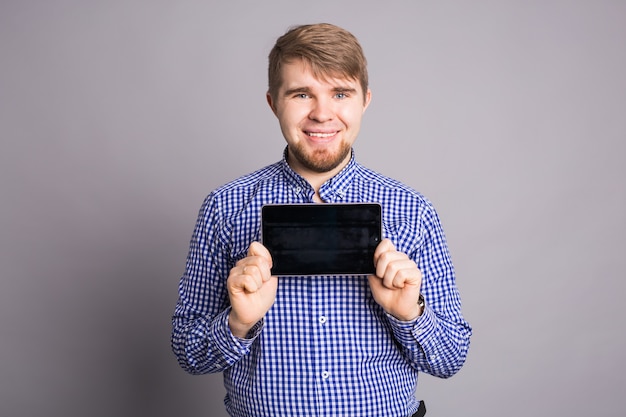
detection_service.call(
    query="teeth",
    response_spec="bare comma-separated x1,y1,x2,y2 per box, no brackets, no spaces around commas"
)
308,132,335,138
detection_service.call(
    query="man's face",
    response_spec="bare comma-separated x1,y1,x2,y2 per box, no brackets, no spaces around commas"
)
267,59,371,175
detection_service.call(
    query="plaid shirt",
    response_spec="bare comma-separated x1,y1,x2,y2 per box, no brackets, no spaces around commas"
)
172,150,472,417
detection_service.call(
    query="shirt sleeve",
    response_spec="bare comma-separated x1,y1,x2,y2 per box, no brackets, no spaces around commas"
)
170,195,262,375
385,202,472,378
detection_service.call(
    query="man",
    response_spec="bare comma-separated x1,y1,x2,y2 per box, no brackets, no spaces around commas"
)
172,23,471,417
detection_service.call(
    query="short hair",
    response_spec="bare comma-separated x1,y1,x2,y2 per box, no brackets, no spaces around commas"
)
268,23,369,103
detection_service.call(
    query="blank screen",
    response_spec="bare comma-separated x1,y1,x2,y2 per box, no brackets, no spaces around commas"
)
261,203,382,275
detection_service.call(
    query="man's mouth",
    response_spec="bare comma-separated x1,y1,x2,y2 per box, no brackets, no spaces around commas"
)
307,131,338,138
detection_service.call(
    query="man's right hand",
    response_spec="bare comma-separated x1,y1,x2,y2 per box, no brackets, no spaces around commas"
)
227,242,277,338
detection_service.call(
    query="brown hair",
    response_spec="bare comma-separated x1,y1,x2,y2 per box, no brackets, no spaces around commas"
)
267,23,369,103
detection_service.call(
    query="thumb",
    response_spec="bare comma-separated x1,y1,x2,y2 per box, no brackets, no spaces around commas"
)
248,241,273,266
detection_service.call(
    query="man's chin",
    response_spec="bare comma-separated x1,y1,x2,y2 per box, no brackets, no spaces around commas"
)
292,148,350,173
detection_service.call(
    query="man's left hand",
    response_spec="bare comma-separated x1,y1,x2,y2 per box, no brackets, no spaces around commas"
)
368,239,423,321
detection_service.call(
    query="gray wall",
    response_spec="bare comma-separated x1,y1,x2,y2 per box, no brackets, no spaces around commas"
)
1,1,624,416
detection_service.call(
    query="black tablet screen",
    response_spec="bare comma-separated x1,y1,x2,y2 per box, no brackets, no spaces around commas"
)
261,203,382,276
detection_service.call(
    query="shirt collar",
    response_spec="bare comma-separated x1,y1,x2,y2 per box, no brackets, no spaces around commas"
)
280,147,358,202
280,148,311,192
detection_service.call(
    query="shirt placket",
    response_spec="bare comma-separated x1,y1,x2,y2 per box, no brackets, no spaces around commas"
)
310,278,333,414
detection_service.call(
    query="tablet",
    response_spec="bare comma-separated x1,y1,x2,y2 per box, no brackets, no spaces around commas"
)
261,203,382,276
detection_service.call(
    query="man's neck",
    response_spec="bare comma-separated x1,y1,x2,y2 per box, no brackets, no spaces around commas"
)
288,158,350,202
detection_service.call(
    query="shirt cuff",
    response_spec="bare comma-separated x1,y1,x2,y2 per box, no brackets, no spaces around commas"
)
211,308,264,362
385,304,438,346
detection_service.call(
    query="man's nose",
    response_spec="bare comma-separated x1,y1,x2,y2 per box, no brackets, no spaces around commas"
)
308,97,334,122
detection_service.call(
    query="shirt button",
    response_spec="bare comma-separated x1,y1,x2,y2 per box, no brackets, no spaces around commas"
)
321,371,330,379
319,316,327,324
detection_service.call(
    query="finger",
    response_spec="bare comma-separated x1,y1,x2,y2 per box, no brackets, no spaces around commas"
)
390,266,413,289
244,263,270,286
380,258,420,289
229,264,261,293
374,248,404,281
229,273,256,294
259,262,273,282
373,238,395,263
248,241,273,265
244,271,266,293
391,262,422,289
247,244,274,281
242,264,265,287
242,278,261,293
382,261,401,289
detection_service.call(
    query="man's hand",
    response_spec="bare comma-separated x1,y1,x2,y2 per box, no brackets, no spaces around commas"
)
368,239,423,321
227,242,277,338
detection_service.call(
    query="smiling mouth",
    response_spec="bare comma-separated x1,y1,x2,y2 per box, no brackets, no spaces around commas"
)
307,131,338,138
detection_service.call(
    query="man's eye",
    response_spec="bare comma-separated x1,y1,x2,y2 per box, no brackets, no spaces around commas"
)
296,93,309,99
335,92,348,99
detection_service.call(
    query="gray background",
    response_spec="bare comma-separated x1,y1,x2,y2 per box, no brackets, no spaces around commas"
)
1,1,624,416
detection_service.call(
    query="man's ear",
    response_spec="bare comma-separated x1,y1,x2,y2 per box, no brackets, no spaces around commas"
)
363,88,372,112
266,92,278,116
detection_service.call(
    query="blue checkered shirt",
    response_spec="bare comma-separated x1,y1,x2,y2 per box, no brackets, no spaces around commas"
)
172,150,472,417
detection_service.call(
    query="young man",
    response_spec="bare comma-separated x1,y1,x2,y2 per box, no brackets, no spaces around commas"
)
172,23,471,417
